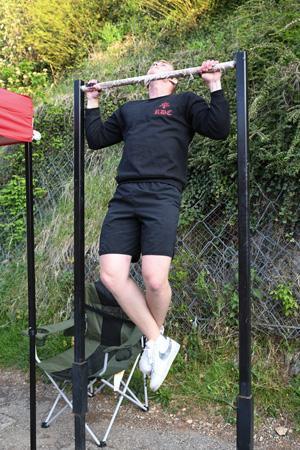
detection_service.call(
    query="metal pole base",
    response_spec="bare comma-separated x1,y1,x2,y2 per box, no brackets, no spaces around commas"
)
74,415,86,450
236,394,254,450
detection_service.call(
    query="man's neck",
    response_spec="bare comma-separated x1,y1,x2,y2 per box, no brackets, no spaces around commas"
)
148,83,174,99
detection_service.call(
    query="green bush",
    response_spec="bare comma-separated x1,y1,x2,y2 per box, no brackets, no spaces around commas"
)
0,0,104,90
141,0,220,32
183,0,300,234
270,283,299,318
100,22,124,49
0,175,46,249
0,60,49,100
22,0,103,73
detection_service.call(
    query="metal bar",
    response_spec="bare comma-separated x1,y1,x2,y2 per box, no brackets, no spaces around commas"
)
101,354,142,445
43,392,65,425
235,50,254,450
45,372,100,446
73,79,88,450
24,142,37,450
81,60,236,91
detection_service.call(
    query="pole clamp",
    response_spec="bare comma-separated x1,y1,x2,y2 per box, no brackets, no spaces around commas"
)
28,327,36,337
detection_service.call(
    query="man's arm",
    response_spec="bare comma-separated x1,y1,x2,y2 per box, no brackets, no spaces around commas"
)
187,90,230,140
85,108,123,150
84,80,123,150
187,60,230,140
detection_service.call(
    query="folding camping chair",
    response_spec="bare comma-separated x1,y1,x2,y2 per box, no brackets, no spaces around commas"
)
33,280,149,447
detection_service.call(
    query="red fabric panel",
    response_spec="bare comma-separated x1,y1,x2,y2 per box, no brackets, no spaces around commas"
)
0,88,33,145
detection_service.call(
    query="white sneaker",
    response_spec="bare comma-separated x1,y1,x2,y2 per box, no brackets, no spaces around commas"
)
139,326,165,376
139,341,153,376
149,335,180,392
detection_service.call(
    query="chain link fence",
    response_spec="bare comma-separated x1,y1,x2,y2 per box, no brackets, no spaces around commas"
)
1,144,299,339
168,192,300,339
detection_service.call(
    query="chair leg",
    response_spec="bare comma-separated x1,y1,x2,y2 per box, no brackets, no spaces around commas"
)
120,379,149,411
93,375,113,396
42,392,61,426
41,371,101,447
140,336,149,409
101,378,147,410
118,352,149,410
143,371,149,410
100,353,146,446
88,379,97,397
41,381,68,427
42,403,69,427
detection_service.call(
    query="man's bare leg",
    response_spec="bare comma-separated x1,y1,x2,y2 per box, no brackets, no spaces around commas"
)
140,255,180,392
99,254,160,341
142,255,173,329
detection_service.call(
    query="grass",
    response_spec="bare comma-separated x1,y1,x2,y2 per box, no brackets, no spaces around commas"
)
0,322,29,369
148,331,300,432
121,329,300,432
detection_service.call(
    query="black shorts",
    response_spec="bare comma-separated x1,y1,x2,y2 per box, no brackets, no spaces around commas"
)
99,181,182,263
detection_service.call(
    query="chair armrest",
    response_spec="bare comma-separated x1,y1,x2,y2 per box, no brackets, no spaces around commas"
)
21,317,74,345
37,318,75,338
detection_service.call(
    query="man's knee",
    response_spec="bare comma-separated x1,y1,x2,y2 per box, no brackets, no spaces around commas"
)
100,271,131,300
99,270,113,289
99,254,131,292
100,269,126,290
143,274,170,292
142,255,172,292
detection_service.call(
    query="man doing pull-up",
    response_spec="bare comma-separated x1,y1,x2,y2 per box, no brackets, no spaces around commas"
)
84,59,230,391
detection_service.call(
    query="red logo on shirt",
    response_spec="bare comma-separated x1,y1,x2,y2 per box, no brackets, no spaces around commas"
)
154,102,173,116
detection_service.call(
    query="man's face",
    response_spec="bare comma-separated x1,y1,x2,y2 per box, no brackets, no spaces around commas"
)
147,60,174,75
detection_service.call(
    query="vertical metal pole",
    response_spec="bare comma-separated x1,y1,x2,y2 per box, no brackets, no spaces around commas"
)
24,142,37,450
73,80,88,450
235,51,254,450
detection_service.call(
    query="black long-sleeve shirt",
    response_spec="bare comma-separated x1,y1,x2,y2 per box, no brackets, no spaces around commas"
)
85,90,230,192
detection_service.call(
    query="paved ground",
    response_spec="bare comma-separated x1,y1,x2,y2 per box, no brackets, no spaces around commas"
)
0,368,299,449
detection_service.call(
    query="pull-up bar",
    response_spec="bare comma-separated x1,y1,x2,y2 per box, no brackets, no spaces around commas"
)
80,60,236,91
73,51,253,450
